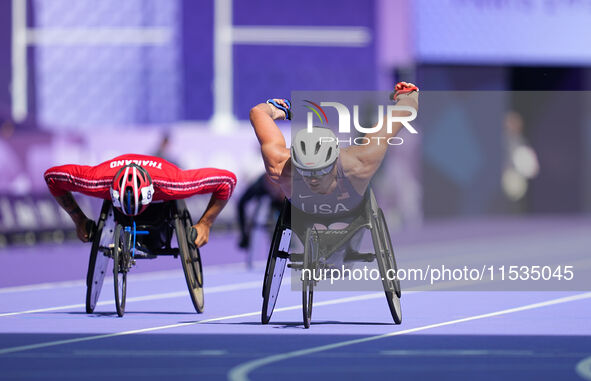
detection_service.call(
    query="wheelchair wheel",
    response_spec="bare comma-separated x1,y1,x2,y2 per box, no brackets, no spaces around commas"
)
175,202,204,313
373,208,402,324
261,218,290,324
378,209,401,298
112,224,128,317
86,201,112,313
262,215,280,298
302,228,316,329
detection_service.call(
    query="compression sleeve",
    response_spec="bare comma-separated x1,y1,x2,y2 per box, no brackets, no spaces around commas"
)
153,167,237,201
44,164,112,199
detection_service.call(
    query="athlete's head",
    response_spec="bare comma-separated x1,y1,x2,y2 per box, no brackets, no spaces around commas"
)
110,163,154,216
291,127,339,193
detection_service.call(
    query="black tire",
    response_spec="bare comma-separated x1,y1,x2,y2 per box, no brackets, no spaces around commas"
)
378,208,401,298
374,208,402,324
261,221,289,324
302,228,316,329
385,290,402,325
85,201,111,313
262,216,282,298
175,203,204,313
112,224,128,317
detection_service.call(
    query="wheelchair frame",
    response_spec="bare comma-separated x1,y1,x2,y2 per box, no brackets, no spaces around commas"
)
261,188,402,328
85,199,203,317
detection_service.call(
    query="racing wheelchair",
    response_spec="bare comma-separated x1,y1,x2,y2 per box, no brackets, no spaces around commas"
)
85,199,203,317
261,189,402,328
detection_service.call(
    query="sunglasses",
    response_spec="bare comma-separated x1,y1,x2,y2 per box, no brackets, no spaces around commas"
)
295,162,335,177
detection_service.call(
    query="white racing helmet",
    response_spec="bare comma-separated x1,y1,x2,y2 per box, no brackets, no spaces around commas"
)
291,127,339,176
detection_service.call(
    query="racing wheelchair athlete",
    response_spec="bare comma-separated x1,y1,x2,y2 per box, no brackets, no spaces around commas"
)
249,82,419,328
44,154,236,316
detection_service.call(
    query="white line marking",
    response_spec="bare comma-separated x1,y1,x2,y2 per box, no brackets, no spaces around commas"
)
0,270,183,294
0,279,268,317
227,292,591,381
0,279,86,294
26,27,173,46
380,349,536,357
0,292,384,355
232,26,371,47
0,261,266,294
72,349,228,357
577,355,591,380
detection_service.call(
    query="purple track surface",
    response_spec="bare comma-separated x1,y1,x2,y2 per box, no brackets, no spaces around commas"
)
1,218,591,381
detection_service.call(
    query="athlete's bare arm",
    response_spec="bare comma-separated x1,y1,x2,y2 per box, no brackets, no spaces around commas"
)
45,164,102,242
342,84,419,190
249,102,291,184
53,192,94,242
164,166,236,248
192,196,228,247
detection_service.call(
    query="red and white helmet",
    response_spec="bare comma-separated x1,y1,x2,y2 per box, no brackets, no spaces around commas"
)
110,163,154,216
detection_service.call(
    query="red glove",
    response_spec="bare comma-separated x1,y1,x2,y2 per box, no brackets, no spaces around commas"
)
391,82,419,101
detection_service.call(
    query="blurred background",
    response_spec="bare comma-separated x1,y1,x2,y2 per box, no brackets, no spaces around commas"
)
0,0,590,259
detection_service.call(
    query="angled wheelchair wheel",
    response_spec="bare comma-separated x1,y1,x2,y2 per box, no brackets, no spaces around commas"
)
371,208,402,324
262,199,289,298
262,215,280,298
302,228,316,329
175,201,204,313
86,201,113,313
378,209,401,298
112,224,128,317
261,216,291,324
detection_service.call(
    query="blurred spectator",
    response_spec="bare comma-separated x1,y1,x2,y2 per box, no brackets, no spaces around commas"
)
501,111,540,202
154,133,171,160
0,118,31,195
236,174,284,250
153,133,180,167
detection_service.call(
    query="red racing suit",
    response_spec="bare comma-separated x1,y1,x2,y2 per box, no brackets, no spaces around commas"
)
44,154,237,201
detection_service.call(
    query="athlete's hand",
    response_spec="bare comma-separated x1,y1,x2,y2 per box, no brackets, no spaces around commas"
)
266,99,291,120
192,222,211,248
75,217,95,243
391,82,419,101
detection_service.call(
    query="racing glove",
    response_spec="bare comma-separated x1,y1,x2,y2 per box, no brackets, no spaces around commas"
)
266,99,292,120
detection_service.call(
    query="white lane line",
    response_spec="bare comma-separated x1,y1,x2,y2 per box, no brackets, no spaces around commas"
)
72,349,228,357
0,261,266,294
0,279,86,294
0,279,269,317
0,292,386,355
577,355,591,380
0,270,181,295
380,349,536,357
227,292,591,381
